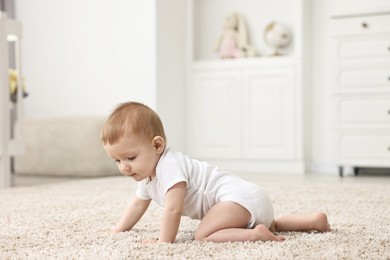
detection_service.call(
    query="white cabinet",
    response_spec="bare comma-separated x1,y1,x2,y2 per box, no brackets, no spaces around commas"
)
185,0,308,173
188,62,296,159
330,11,390,176
187,59,303,173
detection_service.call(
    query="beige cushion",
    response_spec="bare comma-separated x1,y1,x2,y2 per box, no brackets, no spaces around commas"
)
15,117,119,177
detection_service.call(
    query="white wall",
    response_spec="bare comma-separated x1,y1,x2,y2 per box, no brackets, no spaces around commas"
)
308,0,335,173
155,0,185,151
16,0,157,117
14,0,337,171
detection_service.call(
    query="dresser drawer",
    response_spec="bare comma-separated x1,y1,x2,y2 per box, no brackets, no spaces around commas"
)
340,99,390,125
332,14,390,36
340,135,390,159
330,0,390,17
339,68,390,91
338,39,390,60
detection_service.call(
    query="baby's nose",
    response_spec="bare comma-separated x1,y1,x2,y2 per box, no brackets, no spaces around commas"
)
120,161,131,172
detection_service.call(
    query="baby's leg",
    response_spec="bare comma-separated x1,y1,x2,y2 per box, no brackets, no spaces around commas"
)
274,212,331,232
195,202,284,242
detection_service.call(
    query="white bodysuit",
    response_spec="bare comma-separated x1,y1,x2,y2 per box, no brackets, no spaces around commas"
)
136,147,274,228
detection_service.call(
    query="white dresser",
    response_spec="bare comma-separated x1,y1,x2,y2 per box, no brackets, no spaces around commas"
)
330,9,390,176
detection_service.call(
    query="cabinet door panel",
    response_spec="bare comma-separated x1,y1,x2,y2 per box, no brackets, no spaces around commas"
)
243,69,295,159
187,70,241,158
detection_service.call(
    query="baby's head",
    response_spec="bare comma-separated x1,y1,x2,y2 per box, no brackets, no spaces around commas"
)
101,101,167,146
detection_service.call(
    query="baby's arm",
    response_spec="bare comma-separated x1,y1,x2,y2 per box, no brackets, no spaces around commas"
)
158,181,186,243
110,196,151,233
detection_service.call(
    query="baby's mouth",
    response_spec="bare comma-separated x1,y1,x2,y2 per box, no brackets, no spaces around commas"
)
124,172,136,177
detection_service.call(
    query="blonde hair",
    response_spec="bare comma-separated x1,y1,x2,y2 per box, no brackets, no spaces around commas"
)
101,101,166,145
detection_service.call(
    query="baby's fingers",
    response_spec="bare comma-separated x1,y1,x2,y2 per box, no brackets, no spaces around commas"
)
141,239,158,245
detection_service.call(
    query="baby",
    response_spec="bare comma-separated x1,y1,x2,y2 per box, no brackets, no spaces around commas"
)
101,101,331,243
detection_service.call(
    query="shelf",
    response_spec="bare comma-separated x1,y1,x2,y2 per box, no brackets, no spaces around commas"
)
188,0,306,62
0,12,24,188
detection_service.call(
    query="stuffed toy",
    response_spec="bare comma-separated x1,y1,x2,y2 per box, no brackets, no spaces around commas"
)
9,69,28,103
214,13,257,59
263,22,292,56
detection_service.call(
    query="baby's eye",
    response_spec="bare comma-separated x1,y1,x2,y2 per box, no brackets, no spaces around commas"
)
127,156,136,161
114,159,120,164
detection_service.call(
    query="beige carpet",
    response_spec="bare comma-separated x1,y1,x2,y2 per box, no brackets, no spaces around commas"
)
1,175,389,259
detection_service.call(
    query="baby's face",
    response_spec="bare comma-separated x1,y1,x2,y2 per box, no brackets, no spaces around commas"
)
103,134,163,181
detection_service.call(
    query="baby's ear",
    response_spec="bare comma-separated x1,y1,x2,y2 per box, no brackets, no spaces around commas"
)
152,136,165,154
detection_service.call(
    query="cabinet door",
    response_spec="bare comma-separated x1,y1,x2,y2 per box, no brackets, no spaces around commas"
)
242,69,295,159
187,70,241,158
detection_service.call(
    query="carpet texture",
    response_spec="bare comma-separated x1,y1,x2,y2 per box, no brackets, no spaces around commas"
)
0,176,389,259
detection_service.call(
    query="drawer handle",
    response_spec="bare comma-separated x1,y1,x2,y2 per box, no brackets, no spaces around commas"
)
361,22,368,29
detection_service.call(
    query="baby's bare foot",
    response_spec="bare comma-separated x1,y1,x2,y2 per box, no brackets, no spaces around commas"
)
313,212,331,232
252,224,285,242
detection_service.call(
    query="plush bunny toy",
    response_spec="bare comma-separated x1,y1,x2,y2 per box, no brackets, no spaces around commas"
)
214,13,257,59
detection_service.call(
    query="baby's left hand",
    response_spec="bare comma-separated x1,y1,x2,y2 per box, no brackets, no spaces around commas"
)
141,239,158,245
108,227,120,234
